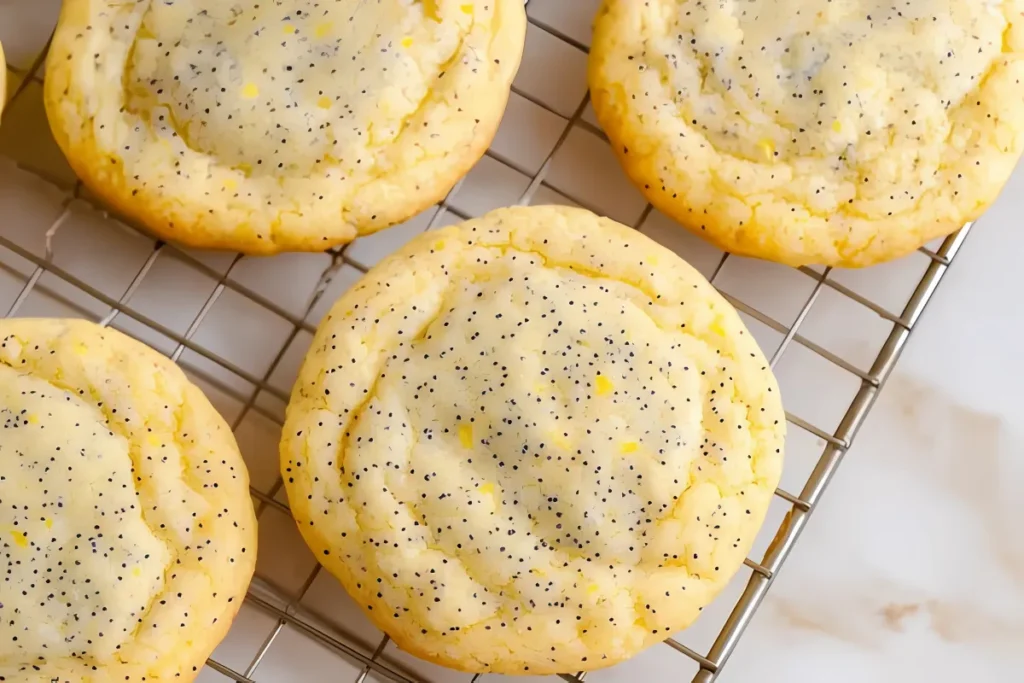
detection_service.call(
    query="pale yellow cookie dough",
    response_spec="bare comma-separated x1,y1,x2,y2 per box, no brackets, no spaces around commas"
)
281,206,785,674
0,319,257,682
44,0,525,254
589,0,1024,267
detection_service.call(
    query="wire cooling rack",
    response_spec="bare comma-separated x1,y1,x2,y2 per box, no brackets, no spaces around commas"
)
0,2,970,682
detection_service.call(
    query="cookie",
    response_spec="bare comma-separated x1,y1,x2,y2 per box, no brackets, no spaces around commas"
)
44,0,525,254
589,0,1024,267
281,206,785,674
0,319,257,682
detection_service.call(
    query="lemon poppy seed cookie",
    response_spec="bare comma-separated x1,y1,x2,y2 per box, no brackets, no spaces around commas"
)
0,319,257,682
44,1,525,254
281,206,785,674
589,0,1024,267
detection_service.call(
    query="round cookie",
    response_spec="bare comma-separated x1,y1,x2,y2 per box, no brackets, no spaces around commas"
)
44,0,525,254
589,0,1024,267
281,206,785,674
0,319,257,682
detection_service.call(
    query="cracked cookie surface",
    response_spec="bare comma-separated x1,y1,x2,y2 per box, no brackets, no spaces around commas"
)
281,206,785,674
45,0,525,253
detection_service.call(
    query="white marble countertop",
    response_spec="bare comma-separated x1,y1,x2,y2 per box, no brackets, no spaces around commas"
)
715,166,1024,683
1,1,1021,681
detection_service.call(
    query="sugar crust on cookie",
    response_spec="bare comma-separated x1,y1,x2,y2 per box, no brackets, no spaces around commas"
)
44,0,525,254
281,206,785,674
589,0,1024,267
0,319,256,682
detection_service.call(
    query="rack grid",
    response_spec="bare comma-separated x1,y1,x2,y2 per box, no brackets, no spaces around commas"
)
0,2,967,682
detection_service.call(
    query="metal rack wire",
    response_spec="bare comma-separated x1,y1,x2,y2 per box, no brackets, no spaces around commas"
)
0,3,969,682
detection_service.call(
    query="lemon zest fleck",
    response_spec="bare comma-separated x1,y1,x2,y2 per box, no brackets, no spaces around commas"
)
458,423,473,449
